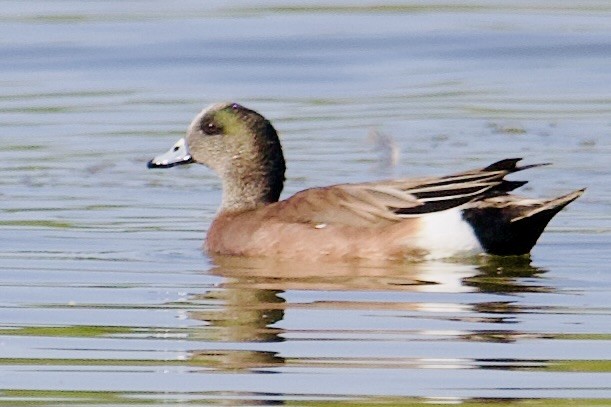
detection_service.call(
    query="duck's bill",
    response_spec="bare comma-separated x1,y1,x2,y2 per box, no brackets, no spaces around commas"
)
147,138,194,168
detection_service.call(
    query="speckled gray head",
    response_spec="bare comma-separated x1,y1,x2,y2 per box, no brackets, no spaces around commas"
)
147,102,286,210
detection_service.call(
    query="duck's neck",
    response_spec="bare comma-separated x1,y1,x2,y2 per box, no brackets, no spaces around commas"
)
220,123,286,213
220,168,283,212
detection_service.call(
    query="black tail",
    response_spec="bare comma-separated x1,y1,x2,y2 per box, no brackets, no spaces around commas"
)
462,189,585,256
483,158,550,173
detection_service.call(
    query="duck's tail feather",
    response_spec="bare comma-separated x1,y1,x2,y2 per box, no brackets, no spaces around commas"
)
510,189,585,222
462,188,585,256
483,158,551,173
496,180,529,194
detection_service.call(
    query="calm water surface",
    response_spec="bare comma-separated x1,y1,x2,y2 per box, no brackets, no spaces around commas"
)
1,1,610,405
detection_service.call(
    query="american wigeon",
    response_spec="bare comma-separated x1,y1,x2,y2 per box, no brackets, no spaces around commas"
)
148,102,584,261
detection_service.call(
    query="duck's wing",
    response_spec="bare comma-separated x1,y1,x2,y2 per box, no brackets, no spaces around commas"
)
379,158,549,216
275,158,546,227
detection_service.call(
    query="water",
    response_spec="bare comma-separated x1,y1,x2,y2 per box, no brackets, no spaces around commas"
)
1,1,610,405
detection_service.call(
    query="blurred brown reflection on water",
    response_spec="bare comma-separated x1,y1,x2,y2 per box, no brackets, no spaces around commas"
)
182,256,547,370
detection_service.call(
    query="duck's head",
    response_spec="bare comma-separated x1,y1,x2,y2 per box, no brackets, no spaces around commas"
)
148,102,286,211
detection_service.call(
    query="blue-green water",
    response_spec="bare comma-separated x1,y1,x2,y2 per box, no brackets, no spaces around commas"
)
1,1,610,405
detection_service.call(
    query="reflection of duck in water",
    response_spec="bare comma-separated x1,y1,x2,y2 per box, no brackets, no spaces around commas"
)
187,258,475,369
175,256,544,405
197,256,547,331
184,259,477,373
148,102,584,261
187,276,285,372
190,280,285,344
459,256,552,344
466,255,549,294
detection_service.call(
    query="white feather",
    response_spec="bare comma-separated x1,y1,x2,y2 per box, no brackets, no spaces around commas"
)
416,208,483,259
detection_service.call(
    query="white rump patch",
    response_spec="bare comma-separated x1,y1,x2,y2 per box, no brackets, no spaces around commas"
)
416,208,483,259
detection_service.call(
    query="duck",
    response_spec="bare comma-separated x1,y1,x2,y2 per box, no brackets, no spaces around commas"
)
148,102,584,261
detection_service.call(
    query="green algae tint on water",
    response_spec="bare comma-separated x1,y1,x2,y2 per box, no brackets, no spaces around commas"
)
0,1,610,405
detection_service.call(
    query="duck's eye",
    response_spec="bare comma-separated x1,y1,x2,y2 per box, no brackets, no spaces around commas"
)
201,121,220,135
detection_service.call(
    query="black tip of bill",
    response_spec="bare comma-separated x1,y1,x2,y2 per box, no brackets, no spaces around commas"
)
147,155,193,169
147,137,193,169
